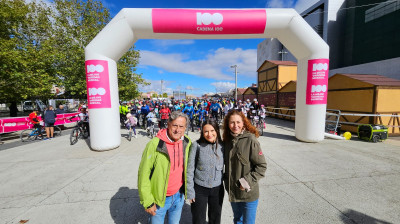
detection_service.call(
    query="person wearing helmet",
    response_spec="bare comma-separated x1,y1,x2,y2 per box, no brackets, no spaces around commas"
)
249,98,260,118
182,101,195,132
259,104,267,128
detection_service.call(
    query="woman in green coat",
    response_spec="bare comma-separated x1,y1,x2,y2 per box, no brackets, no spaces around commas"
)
222,110,267,224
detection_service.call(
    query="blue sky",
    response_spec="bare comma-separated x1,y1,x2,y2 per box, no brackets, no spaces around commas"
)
102,0,318,97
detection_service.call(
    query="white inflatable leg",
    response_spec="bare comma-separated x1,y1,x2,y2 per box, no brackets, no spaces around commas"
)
295,58,327,142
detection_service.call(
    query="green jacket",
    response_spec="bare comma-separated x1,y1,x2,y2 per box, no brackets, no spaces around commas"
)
223,131,267,202
138,135,192,208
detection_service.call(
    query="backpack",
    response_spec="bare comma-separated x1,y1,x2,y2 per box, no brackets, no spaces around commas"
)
130,116,137,126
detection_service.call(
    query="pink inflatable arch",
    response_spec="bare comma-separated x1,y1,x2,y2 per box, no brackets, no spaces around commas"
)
85,9,329,150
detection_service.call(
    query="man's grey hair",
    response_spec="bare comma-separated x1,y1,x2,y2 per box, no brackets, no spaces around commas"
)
168,111,188,125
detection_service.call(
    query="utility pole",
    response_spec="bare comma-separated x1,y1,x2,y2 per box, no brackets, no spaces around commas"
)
278,47,288,61
230,65,238,102
161,79,163,97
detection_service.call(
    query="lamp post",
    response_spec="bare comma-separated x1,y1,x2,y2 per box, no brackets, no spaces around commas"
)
230,65,238,103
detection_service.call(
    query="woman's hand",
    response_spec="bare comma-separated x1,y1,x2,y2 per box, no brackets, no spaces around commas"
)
239,185,245,191
188,198,196,203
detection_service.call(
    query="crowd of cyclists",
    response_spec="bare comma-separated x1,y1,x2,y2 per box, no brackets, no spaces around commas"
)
119,97,267,136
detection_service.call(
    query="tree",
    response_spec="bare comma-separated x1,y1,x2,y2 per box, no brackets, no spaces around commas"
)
0,0,147,102
162,93,168,98
50,0,147,99
0,0,55,102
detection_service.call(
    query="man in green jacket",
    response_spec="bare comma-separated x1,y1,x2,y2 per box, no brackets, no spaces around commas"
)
138,111,191,224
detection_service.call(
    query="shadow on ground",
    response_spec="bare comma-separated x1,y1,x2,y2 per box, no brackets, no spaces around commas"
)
110,187,192,224
266,117,295,129
340,209,393,224
262,131,298,142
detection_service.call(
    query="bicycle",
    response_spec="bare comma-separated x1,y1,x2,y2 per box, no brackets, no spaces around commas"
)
70,121,89,145
20,125,61,142
250,115,264,136
146,118,159,138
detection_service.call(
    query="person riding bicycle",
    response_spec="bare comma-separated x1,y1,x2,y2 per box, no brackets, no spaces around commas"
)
210,99,222,123
174,102,181,112
29,108,44,138
146,109,156,130
141,102,150,128
70,107,90,137
182,101,195,132
125,113,138,139
249,98,260,119
119,102,129,125
159,104,171,129
259,104,267,129
197,106,208,123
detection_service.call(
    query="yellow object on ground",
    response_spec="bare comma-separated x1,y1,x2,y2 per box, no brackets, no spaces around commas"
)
343,132,352,140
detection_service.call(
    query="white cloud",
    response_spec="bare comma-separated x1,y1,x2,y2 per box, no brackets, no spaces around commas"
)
139,79,174,94
211,82,236,92
294,0,320,13
150,40,195,47
139,48,258,81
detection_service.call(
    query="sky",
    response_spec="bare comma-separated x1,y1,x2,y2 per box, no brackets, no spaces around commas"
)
102,0,319,97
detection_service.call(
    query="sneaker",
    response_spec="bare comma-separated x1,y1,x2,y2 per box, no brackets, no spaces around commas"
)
43,137,49,140
134,135,137,138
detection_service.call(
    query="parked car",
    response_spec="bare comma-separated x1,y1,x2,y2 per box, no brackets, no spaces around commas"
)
23,100,46,112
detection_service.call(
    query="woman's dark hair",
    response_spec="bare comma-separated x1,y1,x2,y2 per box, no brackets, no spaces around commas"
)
197,119,222,144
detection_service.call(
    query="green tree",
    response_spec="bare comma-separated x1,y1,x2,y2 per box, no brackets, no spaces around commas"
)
162,93,168,98
50,0,147,99
0,0,55,102
0,0,147,102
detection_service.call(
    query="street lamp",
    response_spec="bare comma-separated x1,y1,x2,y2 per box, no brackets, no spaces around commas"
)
230,65,238,103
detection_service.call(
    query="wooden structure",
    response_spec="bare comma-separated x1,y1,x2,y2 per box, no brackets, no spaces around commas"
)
243,85,258,102
236,88,246,102
328,74,400,135
257,60,297,108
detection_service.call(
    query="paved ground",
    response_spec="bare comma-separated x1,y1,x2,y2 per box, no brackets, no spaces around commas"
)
0,118,399,224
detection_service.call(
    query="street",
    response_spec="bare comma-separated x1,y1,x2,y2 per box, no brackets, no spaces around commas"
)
1,118,400,224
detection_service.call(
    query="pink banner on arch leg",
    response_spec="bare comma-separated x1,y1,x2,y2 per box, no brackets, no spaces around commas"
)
306,59,329,105
85,60,111,109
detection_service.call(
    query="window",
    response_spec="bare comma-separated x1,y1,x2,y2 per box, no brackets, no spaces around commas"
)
365,0,400,22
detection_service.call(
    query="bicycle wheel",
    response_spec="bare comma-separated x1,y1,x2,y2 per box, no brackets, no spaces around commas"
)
70,128,81,145
54,126,62,137
21,129,35,142
128,130,132,141
257,122,264,136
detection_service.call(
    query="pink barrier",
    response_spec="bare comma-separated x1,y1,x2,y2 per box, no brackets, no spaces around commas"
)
0,112,79,134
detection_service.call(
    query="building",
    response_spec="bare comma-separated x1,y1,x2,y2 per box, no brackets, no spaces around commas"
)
328,73,400,135
257,60,297,107
257,0,400,79
243,84,258,102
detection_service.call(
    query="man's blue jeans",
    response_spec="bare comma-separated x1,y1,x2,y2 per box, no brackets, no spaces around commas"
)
149,191,185,224
230,199,259,224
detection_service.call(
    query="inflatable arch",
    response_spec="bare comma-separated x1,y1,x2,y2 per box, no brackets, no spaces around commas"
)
85,8,329,151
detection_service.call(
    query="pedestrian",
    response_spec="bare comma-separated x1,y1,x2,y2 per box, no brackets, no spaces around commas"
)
55,104,65,114
9,102,18,117
187,119,224,224
138,111,192,224
222,110,267,224
43,106,57,139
